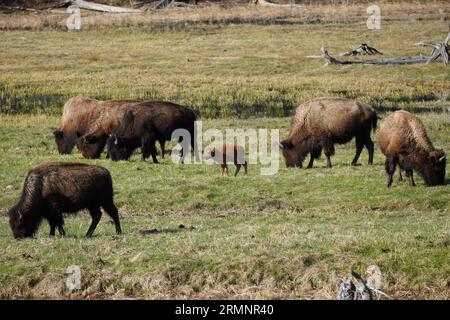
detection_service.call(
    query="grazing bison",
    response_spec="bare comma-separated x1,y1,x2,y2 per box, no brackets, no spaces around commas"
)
53,97,139,156
378,111,446,187
8,162,122,239
280,97,377,168
203,144,248,176
105,102,198,163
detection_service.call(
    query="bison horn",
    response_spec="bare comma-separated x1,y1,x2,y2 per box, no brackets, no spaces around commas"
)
279,143,284,149
439,153,446,162
114,135,118,145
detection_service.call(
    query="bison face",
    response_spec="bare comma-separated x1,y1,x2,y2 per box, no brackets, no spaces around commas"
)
423,150,446,186
280,139,305,168
107,135,134,161
53,130,75,154
8,207,36,239
76,133,106,159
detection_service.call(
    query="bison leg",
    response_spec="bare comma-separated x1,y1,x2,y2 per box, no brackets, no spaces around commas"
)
47,199,65,237
58,225,66,236
406,169,416,187
86,207,102,238
102,202,122,235
150,142,159,164
307,154,315,169
385,157,396,187
351,137,364,166
159,140,165,159
323,143,335,168
243,161,248,174
49,223,56,237
234,164,241,177
365,137,374,165
397,164,403,182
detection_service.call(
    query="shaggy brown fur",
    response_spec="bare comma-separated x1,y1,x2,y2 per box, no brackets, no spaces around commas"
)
105,101,199,163
8,162,122,239
203,144,248,176
53,97,139,156
378,111,446,187
280,97,377,168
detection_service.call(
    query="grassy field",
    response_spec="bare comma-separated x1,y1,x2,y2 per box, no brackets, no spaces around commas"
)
1,3,450,116
0,114,448,299
0,2,449,299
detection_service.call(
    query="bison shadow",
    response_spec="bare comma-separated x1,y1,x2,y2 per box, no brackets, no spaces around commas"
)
139,224,196,235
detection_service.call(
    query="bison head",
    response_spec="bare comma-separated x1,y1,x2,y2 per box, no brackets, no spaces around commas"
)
107,135,134,161
8,206,39,239
280,139,308,168
422,150,446,186
53,129,75,154
76,132,106,159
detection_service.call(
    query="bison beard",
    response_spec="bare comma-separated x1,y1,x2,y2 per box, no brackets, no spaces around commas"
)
8,162,122,239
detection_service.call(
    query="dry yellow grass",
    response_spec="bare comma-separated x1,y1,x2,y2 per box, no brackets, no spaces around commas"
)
0,2,448,30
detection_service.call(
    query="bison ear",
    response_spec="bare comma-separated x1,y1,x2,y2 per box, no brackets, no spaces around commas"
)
53,130,63,138
280,140,294,150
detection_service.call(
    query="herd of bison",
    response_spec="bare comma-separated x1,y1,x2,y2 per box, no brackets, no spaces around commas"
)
7,96,447,239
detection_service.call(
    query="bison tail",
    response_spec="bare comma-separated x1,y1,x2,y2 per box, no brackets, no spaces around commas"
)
371,114,378,133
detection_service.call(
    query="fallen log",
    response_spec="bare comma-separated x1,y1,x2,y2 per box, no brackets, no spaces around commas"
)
253,0,302,7
0,5,43,13
61,0,142,13
321,48,430,65
318,31,449,66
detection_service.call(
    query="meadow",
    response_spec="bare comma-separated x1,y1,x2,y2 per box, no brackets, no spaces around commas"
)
0,2,449,299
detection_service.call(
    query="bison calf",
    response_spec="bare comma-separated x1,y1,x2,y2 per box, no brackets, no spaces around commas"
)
8,162,122,239
280,97,377,168
203,144,248,176
378,111,446,187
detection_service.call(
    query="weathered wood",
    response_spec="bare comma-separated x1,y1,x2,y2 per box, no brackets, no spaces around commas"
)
0,6,43,13
319,31,450,66
340,43,382,56
416,31,450,65
321,48,430,65
61,0,142,13
253,0,301,7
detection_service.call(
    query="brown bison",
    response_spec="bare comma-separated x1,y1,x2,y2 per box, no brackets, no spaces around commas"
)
105,102,199,163
8,162,122,239
378,111,446,187
280,97,377,168
203,144,248,176
53,97,139,156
